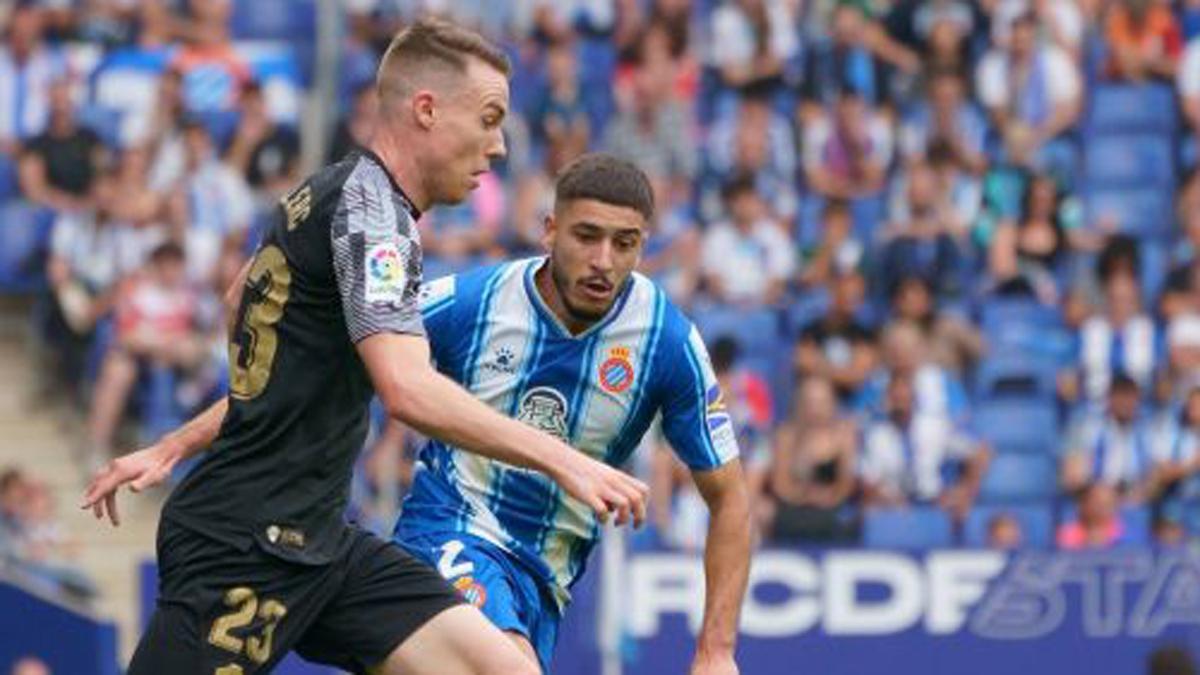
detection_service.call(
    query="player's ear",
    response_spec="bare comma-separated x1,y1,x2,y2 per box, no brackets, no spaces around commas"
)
541,213,556,252
412,91,436,130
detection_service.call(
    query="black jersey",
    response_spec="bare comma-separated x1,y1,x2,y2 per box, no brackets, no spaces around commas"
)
163,150,425,565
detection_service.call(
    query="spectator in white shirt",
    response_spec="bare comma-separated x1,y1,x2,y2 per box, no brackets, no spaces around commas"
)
1062,374,1156,502
167,119,253,284
0,5,66,154
860,374,990,520
1061,270,1161,406
975,11,1082,171
700,174,796,306
709,0,800,89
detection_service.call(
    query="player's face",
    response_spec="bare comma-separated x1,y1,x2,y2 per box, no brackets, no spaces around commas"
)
545,198,646,324
427,59,508,205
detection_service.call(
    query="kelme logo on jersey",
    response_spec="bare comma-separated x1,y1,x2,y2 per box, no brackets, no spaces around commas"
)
453,576,488,608
705,384,731,432
517,387,569,440
481,346,518,376
365,242,407,304
599,346,635,394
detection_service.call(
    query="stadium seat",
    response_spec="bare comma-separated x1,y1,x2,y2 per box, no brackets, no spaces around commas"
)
691,304,782,357
978,454,1059,503
973,357,1059,402
1086,83,1178,135
862,507,954,549
0,154,17,203
1083,134,1175,188
230,0,315,42
0,203,54,294
972,399,1059,455
962,504,1054,548
1084,187,1174,239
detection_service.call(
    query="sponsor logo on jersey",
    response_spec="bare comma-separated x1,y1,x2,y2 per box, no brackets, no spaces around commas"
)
517,387,569,440
481,346,519,376
365,242,406,303
453,576,488,608
705,383,731,432
599,346,635,394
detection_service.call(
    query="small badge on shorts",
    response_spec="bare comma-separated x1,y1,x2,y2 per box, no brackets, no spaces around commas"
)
453,576,488,608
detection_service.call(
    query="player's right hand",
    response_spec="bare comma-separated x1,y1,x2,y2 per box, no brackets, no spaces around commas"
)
553,452,649,529
80,444,178,527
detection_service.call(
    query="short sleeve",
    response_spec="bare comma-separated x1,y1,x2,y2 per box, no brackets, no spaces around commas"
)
330,174,425,343
659,324,740,471
418,273,457,364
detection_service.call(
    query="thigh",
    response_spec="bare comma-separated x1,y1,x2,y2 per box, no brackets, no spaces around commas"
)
376,604,537,675
294,529,464,673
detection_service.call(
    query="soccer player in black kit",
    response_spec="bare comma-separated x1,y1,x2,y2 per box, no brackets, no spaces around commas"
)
81,19,647,675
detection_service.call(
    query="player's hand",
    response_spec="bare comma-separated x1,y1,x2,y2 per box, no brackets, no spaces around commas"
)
553,451,648,528
690,651,739,675
80,443,178,527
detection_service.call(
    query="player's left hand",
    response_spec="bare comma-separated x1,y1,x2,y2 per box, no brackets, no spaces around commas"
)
80,443,179,526
690,650,739,675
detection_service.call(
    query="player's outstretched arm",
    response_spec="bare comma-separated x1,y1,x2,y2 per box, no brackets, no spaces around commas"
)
80,397,229,526
358,332,648,527
690,460,751,675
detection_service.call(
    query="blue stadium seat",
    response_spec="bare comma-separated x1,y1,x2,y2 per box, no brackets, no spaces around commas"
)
0,203,54,294
1083,134,1175,188
863,507,954,549
973,358,1059,403
962,504,1054,548
979,298,1062,331
972,399,1058,454
1084,187,1174,239
691,305,782,357
979,454,1059,503
1086,83,1178,134
0,153,17,203
230,0,315,42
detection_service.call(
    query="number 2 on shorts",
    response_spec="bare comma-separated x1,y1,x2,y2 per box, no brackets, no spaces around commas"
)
437,540,475,579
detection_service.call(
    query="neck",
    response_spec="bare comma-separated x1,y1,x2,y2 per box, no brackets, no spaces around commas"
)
368,129,429,212
534,260,596,336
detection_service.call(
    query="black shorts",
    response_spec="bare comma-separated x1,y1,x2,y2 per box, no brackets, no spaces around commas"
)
129,520,463,674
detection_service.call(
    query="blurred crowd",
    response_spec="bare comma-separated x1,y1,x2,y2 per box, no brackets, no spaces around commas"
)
4,0,1200,567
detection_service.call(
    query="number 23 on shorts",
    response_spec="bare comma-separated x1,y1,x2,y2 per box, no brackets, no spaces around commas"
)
208,586,288,671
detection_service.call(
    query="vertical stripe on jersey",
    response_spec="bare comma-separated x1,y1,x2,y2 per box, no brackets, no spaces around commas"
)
683,339,721,467
604,287,667,466
453,266,508,531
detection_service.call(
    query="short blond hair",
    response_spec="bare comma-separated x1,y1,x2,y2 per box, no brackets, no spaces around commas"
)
376,17,510,101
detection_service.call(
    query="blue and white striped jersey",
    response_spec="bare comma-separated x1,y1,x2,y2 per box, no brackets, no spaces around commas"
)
394,257,739,607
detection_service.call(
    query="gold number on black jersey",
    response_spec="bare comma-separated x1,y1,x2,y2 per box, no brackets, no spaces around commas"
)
230,245,292,400
208,587,288,665
282,184,312,231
